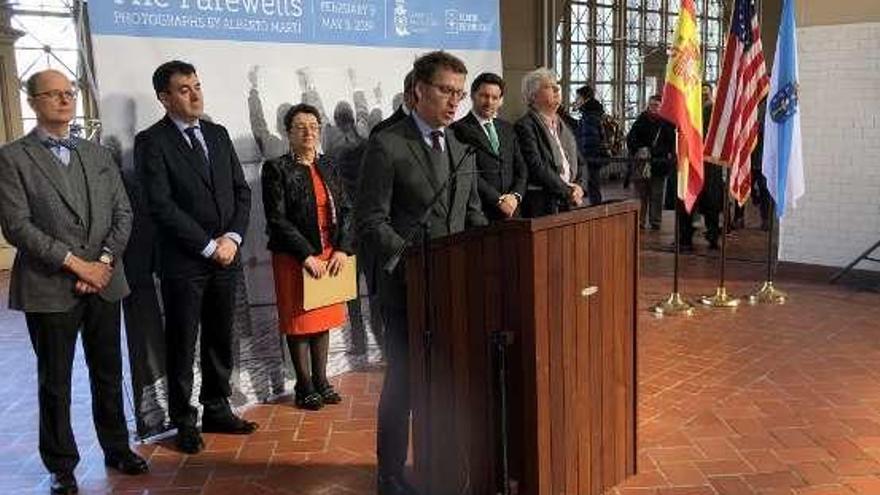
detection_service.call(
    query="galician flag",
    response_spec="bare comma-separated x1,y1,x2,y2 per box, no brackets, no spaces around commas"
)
658,0,703,213
762,0,804,218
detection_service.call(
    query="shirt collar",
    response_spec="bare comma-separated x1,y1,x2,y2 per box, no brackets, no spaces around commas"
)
401,104,411,116
169,114,200,133
35,126,71,142
471,110,493,127
411,111,444,138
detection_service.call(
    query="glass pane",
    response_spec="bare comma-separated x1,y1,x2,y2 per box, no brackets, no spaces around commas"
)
13,15,78,50
13,0,72,13
571,3,591,44
625,47,641,81
647,0,661,11
572,44,590,82
596,83,613,109
706,50,719,82
596,44,614,82
707,18,721,46
625,83,641,118
646,12,661,44
596,5,614,42
627,10,641,42
708,0,721,18
668,0,680,14
627,0,642,7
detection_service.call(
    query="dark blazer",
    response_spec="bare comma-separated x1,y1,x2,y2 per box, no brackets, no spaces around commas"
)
356,115,488,307
514,110,587,217
261,153,354,262
370,106,407,137
0,131,132,311
451,113,527,220
626,111,676,177
134,116,251,277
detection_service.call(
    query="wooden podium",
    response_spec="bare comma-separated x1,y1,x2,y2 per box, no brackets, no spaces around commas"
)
405,201,639,495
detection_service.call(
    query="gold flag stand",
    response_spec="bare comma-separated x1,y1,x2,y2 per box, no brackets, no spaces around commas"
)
749,202,787,304
701,167,740,307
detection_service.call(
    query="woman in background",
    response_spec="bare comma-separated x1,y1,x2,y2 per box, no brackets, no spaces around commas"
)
261,103,354,410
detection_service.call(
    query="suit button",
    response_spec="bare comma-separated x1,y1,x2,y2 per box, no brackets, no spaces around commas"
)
80,245,86,249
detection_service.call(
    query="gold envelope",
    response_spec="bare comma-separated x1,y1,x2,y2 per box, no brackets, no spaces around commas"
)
302,255,358,310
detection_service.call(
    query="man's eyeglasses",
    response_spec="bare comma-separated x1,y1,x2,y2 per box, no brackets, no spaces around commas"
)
33,89,78,102
428,82,466,101
292,124,321,134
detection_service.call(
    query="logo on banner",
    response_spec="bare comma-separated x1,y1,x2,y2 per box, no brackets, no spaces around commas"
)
444,9,492,36
394,0,410,36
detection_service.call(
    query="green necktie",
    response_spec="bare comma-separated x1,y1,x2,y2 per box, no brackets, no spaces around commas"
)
484,121,500,154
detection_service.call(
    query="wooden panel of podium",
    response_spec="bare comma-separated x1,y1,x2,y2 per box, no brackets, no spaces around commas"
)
405,201,639,495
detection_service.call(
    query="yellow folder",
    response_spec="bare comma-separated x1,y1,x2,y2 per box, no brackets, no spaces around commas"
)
302,255,358,310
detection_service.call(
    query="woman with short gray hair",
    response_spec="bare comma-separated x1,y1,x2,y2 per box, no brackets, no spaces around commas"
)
514,68,587,217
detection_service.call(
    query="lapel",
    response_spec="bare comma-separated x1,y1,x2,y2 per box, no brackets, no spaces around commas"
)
76,142,102,244
446,128,467,216
464,113,495,156
21,132,84,224
402,116,441,193
161,116,213,190
530,111,562,173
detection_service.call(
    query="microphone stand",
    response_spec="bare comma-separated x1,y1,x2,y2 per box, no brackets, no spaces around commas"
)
383,144,477,495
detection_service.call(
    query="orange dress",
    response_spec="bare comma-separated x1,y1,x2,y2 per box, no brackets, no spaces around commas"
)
271,164,347,335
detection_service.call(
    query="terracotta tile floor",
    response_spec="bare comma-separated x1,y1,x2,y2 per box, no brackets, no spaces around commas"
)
2,209,880,494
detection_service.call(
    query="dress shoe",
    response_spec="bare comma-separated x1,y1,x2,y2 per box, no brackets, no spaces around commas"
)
377,473,418,495
50,471,78,494
176,427,205,454
104,449,149,475
202,414,259,434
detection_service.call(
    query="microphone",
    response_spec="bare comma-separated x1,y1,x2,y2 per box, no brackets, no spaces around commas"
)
382,138,479,274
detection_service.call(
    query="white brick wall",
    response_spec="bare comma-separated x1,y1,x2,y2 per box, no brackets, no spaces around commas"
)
779,22,880,270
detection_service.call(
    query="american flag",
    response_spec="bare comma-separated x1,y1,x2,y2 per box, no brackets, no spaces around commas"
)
703,0,770,205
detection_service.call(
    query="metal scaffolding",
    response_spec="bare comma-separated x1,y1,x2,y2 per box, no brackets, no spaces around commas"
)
8,0,97,137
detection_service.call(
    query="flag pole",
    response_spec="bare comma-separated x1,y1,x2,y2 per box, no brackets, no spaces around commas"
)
749,201,787,304
650,168,696,317
700,166,740,307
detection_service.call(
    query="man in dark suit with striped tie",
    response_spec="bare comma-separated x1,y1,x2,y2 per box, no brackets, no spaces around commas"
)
135,60,257,455
451,72,528,221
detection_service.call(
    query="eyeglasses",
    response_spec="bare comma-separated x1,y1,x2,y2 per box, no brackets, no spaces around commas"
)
33,89,78,101
428,82,466,101
292,124,320,134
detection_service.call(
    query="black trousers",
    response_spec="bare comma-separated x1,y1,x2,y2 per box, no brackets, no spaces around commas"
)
161,267,239,428
376,297,410,476
25,296,129,474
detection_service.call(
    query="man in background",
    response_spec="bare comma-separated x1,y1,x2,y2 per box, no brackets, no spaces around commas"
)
135,60,257,455
452,71,527,220
0,69,147,494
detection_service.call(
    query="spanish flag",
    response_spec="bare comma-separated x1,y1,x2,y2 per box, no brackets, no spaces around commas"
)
658,0,704,213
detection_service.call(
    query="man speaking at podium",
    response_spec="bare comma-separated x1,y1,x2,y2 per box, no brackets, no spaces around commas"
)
355,51,488,494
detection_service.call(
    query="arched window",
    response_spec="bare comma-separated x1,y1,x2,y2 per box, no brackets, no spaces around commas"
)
556,0,725,130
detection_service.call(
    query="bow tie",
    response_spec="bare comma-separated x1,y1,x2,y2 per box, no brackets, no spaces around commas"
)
43,136,78,150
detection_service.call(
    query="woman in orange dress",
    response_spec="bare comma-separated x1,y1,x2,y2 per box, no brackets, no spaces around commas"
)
261,103,354,410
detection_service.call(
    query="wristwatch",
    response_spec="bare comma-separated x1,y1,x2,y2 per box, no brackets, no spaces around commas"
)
98,250,114,265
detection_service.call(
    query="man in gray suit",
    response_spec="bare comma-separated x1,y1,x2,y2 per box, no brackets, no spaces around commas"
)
356,51,488,495
0,70,147,494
